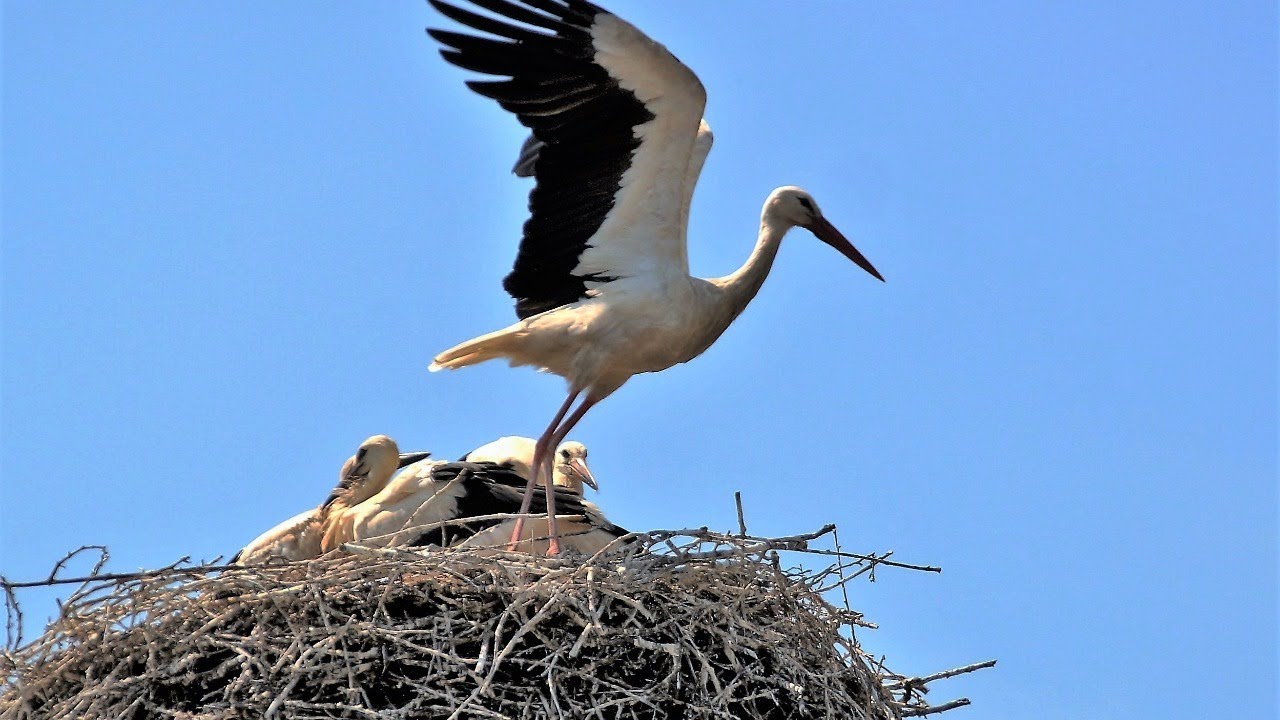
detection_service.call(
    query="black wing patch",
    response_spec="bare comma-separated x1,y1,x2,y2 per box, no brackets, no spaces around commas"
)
429,0,654,318
409,461,627,546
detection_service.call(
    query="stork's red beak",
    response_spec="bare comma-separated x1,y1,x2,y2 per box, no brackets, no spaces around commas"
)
809,217,884,281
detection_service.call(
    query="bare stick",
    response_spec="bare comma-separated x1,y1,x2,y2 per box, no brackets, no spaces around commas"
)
734,491,747,537
898,659,998,688
831,526,854,617
3,561,228,589
802,547,940,574
45,545,109,583
902,698,972,716
3,575,24,649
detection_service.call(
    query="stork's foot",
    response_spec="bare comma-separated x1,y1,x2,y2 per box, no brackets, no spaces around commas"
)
505,517,526,553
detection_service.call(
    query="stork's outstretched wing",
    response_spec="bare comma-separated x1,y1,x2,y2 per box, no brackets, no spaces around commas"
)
429,0,708,318
513,119,714,241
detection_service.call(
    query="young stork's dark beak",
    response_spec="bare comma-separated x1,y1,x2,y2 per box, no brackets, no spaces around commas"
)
398,451,432,468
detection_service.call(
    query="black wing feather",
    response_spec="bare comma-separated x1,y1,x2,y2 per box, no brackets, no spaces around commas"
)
430,0,653,318
408,461,627,547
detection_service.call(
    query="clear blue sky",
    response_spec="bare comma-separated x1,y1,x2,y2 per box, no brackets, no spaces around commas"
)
3,2,1275,718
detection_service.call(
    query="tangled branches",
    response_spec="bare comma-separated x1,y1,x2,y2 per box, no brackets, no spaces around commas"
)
1,526,988,719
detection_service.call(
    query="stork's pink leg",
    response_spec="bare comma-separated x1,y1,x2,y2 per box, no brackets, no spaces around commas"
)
542,454,560,555
539,396,600,556
507,391,579,551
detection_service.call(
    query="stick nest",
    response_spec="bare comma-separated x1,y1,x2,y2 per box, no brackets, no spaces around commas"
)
2,529,921,719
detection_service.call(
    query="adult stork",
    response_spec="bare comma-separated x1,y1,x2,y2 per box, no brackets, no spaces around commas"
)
427,0,883,554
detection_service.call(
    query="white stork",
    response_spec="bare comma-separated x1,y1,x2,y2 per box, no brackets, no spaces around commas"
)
449,481,623,556
458,435,627,550
427,0,883,554
458,436,623,555
464,435,597,494
312,435,429,554
232,437,430,564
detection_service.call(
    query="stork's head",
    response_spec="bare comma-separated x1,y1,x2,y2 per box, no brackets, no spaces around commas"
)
465,436,598,494
551,441,597,494
766,186,884,282
348,435,400,482
325,435,402,509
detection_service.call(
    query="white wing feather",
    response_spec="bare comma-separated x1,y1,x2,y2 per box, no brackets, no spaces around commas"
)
573,14,708,282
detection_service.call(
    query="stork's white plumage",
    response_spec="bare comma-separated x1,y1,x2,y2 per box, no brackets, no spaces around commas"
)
427,0,883,554
231,446,424,564
232,454,357,565
232,506,326,566
319,435,430,553
232,437,430,563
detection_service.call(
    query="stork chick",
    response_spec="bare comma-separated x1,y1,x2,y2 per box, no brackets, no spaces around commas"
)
464,436,597,495
459,437,622,556
320,435,424,553
233,436,429,564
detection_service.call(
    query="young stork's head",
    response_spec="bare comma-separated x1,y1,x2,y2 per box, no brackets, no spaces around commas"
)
464,436,598,494
324,435,426,510
550,441,595,495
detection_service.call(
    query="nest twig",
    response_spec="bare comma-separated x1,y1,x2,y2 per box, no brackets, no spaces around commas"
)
1,525,988,719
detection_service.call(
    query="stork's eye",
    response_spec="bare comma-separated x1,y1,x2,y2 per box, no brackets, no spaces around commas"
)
797,197,813,211
356,448,367,461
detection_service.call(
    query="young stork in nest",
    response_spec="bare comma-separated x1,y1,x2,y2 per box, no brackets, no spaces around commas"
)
426,0,884,554
233,435,428,564
464,435,595,495
453,437,623,555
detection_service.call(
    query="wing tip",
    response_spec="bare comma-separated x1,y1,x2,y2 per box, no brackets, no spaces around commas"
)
426,28,461,48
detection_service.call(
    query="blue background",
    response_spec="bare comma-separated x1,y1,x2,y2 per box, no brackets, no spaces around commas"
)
3,3,1275,718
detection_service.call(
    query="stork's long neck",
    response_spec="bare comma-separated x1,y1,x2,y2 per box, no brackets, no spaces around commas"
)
348,478,384,506
323,473,386,516
712,213,790,319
